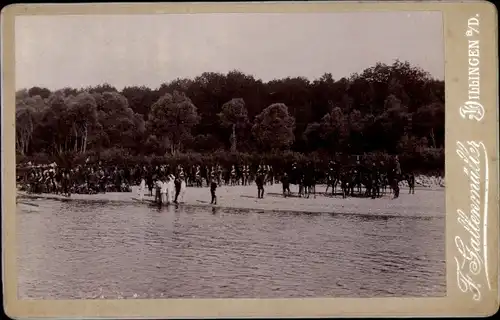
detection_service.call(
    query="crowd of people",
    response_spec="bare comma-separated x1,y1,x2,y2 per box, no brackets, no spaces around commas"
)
16,154,413,203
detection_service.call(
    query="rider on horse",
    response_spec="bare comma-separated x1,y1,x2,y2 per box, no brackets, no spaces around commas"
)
394,155,402,179
391,155,402,198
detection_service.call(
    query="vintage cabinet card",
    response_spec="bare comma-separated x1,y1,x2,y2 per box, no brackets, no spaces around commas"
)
2,1,498,318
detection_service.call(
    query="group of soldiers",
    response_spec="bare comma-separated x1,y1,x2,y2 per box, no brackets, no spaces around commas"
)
276,155,414,200
16,155,413,200
322,155,414,199
17,162,137,196
193,164,274,187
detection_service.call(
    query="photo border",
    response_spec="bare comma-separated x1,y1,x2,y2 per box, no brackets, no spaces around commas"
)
2,1,498,318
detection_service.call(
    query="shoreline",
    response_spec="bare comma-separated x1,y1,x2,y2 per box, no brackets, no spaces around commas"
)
18,182,445,218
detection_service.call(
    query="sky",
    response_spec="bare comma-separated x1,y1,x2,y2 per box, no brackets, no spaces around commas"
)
15,11,444,91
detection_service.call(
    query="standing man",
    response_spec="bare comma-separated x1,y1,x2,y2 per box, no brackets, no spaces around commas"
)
167,174,175,204
394,155,402,177
281,172,291,197
174,175,182,204
138,177,146,201
370,162,379,199
392,155,402,199
210,173,218,205
154,176,162,205
230,165,237,186
242,164,249,186
195,165,202,187
179,171,187,202
256,166,265,198
267,165,273,185
160,176,168,205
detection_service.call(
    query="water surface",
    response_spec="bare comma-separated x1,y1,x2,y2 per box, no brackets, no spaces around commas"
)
17,200,445,299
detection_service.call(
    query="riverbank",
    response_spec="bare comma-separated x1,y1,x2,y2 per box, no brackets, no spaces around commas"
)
18,180,444,218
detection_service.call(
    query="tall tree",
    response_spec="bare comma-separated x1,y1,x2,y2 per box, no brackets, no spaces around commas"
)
93,91,145,151
412,102,445,148
147,91,200,154
66,92,99,153
252,103,295,151
38,93,73,155
218,98,249,152
319,106,350,154
121,86,158,119
16,104,38,155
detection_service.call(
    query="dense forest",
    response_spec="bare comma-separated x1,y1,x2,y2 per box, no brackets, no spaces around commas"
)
15,60,445,174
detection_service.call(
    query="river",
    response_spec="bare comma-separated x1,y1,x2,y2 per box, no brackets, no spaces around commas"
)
17,199,445,299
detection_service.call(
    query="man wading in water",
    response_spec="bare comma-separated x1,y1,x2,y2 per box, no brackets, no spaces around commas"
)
210,174,217,205
154,176,163,206
174,175,182,204
146,173,154,196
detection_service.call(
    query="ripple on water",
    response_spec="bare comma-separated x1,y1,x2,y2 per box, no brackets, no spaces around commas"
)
17,200,445,299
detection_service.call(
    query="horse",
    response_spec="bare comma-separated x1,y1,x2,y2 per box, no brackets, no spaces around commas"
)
402,172,416,194
325,173,339,196
351,168,364,196
288,165,303,196
302,170,317,199
325,164,341,196
378,172,389,195
339,169,353,199
359,165,384,199
367,171,382,199
386,170,401,199
360,173,373,198
342,166,361,197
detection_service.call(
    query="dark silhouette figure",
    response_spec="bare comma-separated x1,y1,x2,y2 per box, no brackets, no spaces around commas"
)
174,178,181,204
210,180,217,205
256,174,265,198
281,173,291,197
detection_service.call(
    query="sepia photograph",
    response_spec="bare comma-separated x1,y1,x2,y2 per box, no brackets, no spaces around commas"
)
14,11,447,301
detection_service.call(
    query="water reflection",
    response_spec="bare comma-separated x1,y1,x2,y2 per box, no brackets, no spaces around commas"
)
17,200,445,299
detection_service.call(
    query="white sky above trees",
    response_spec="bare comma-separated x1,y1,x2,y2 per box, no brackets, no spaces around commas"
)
15,11,444,91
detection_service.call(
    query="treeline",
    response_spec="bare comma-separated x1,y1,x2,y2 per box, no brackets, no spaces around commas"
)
16,60,445,173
